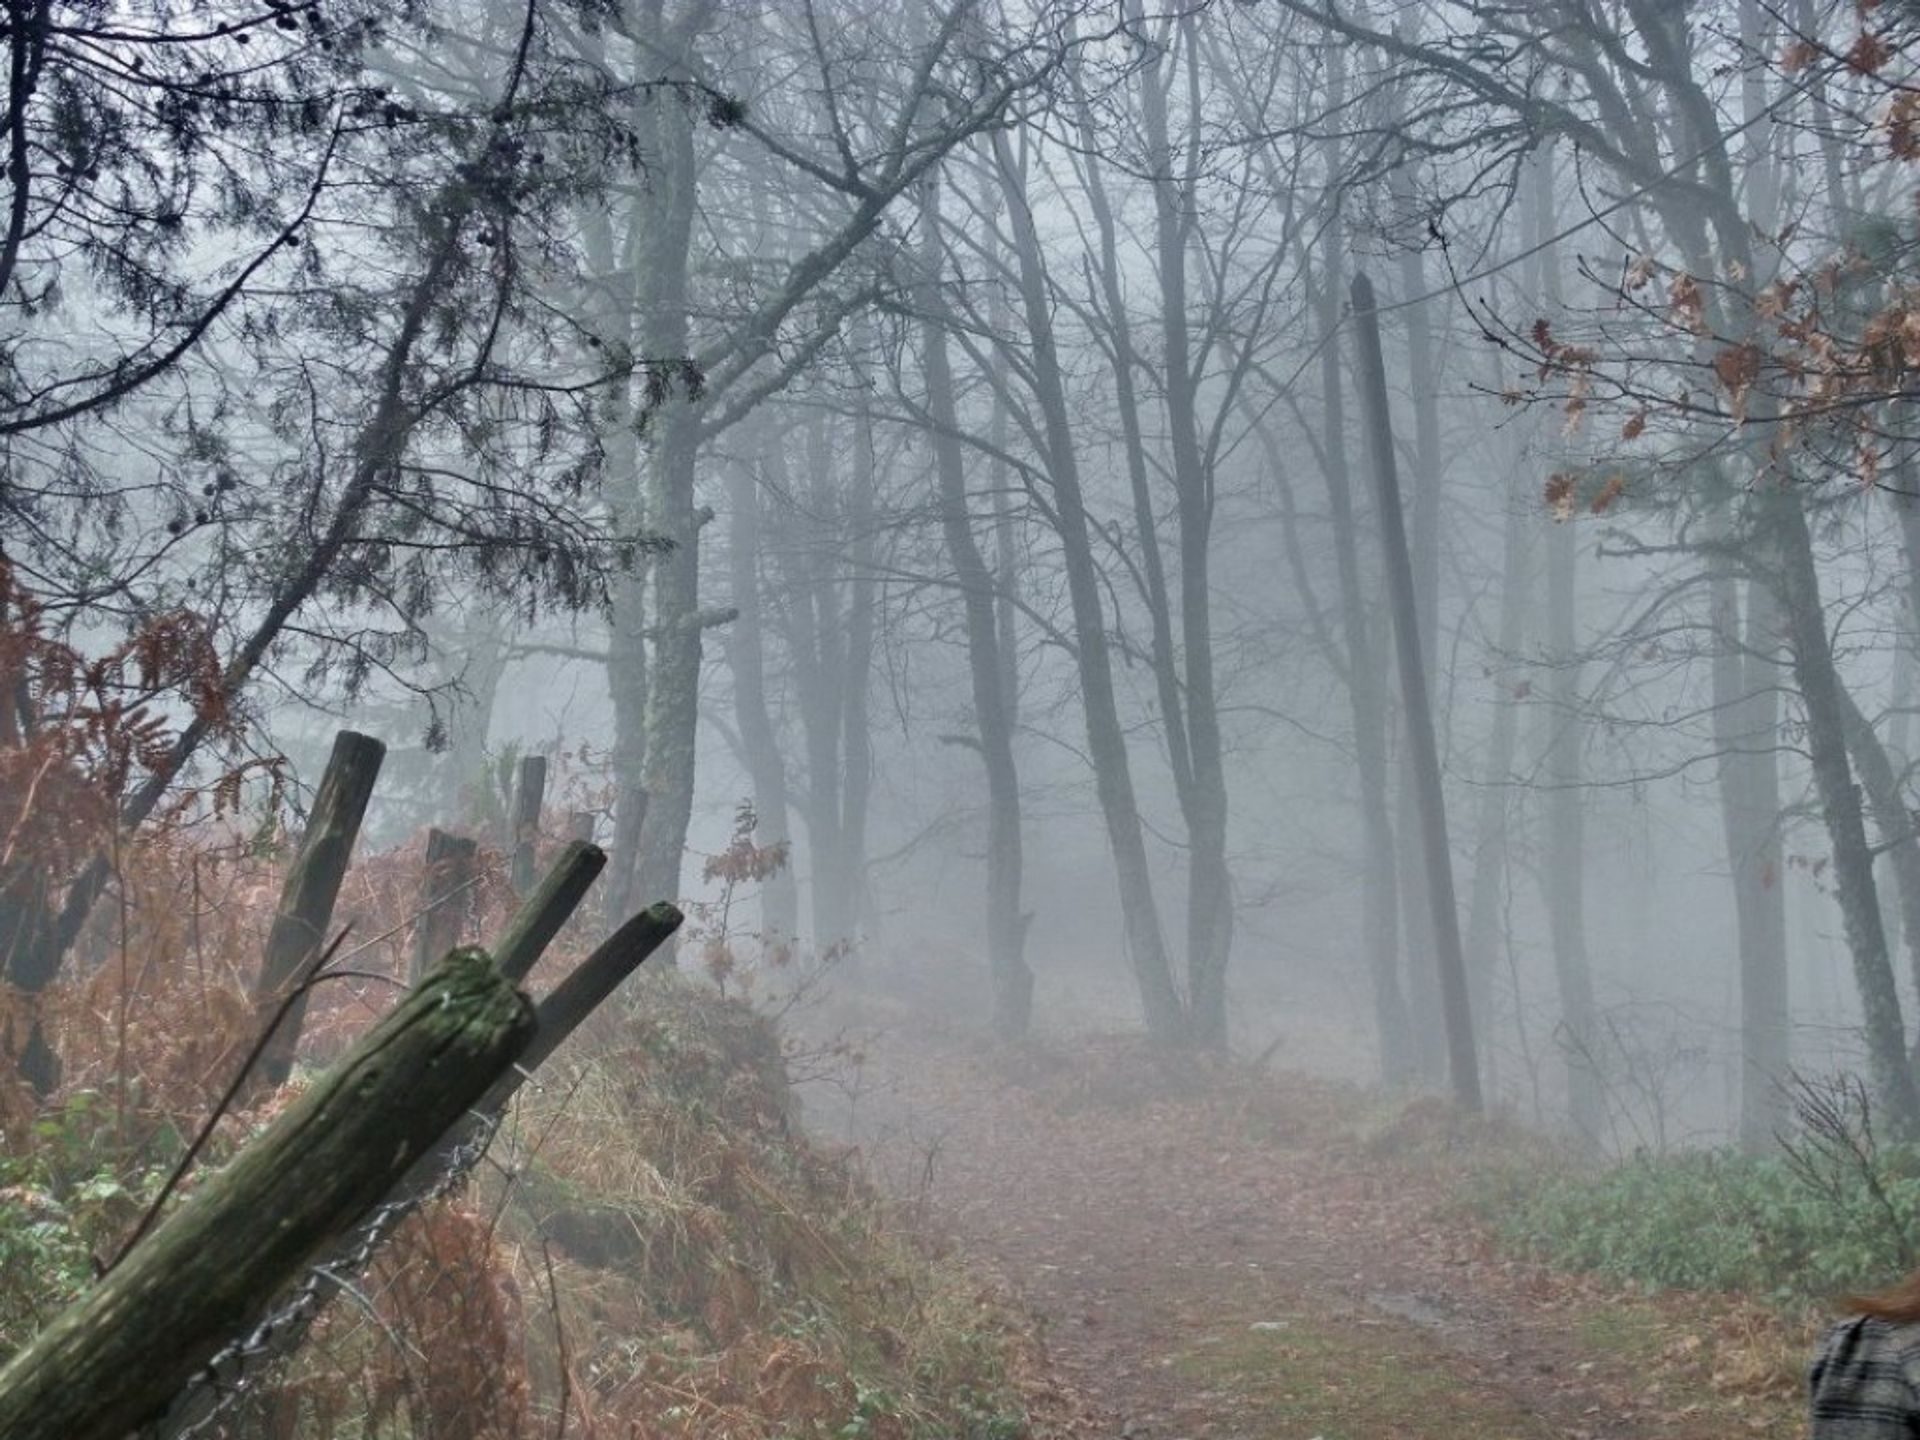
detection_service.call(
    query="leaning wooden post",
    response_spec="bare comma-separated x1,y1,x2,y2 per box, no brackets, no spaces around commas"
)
0,948,534,1440
252,731,386,1090
515,901,681,1085
397,903,685,1195
509,755,548,896
1350,273,1482,1113
493,840,605,985
410,828,479,985
173,901,677,1440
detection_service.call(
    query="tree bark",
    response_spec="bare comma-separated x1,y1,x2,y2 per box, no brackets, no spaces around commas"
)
1541,516,1604,1146
1391,204,1448,1089
627,0,711,929
1838,681,1920,1042
1311,255,1411,1084
1461,387,1533,1100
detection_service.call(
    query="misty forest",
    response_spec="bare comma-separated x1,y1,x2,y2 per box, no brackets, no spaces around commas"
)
13,1,1920,1437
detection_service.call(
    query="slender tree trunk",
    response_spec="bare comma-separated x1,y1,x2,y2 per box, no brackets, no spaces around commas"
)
991,126,1185,1043
1352,272,1481,1113
1462,424,1532,1100
440,604,509,826
1392,243,1447,1089
1769,494,1920,1139
1715,567,1793,1148
839,373,879,941
1312,252,1411,1084
1526,152,1603,1143
1839,681,1920,1035
725,421,800,946
918,180,1031,1036
787,413,850,951
1135,13,1233,1046
1541,517,1604,1145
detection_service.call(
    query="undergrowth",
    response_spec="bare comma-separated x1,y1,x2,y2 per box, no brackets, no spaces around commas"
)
1473,1141,1920,1307
1214,1052,1917,1316
0,823,1041,1440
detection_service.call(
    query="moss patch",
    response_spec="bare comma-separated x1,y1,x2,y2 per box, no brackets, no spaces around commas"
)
1169,1303,1555,1440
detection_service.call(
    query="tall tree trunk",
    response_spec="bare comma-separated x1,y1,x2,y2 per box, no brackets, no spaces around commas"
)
439,603,509,826
725,419,800,946
918,180,1031,1036
630,2,710,921
1134,12,1233,1046
1528,148,1603,1144
1313,249,1411,1084
1391,142,1448,1089
991,126,1185,1043
1352,272,1482,1113
789,413,850,950
839,367,879,942
1838,681,1920,1034
1769,494,1920,1139
1461,475,1531,1103
1541,517,1603,1145
1716,565,1793,1149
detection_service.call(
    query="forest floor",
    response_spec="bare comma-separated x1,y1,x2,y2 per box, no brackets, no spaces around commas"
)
818,1019,1811,1440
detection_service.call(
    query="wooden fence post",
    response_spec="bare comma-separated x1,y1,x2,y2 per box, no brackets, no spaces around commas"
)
410,828,478,986
157,904,682,1440
396,901,685,1193
509,755,548,896
151,849,612,1440
253,731,385,1091
493,840,605,985
0,949,534,1440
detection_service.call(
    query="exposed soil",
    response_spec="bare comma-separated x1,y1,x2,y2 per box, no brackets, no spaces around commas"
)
825,1024,1811,1440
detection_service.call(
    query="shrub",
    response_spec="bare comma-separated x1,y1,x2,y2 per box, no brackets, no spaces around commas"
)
1481,1141,1920,1305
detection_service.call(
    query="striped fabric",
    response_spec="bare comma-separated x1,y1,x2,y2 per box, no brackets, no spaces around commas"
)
1811,1316,1920,1436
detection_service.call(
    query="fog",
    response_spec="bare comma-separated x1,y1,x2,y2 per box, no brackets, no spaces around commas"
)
8,4,1920,1431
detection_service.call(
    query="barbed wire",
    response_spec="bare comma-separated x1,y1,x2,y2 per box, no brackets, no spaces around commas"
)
147,1112,502,1440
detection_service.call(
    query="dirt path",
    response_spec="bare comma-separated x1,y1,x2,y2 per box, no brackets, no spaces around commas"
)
828,1027,1807,1440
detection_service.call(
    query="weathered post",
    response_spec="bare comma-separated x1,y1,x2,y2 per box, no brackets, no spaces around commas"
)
1350,273,1482,1113
509,754,548,896
165,905,683,1440
252,731,386,1090
493,840,605,984
156,850,613,1440
0,949,534,1440
409,828,479,985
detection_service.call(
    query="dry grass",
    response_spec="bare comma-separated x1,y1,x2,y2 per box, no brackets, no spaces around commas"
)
0,820,1041,1440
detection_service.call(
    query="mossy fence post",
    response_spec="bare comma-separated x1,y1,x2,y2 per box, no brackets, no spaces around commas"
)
0,948,535,1440
410,827,479,985
509,754,549,895
252,730,385,1090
